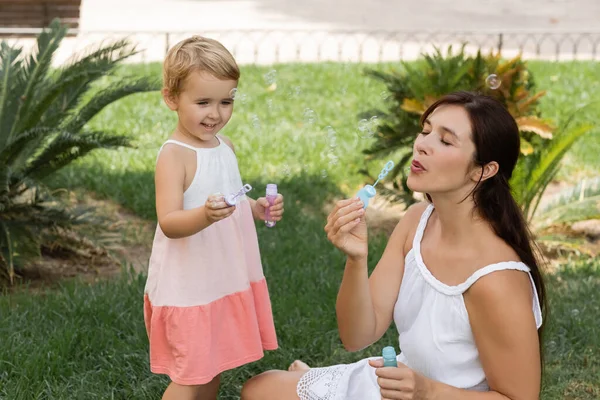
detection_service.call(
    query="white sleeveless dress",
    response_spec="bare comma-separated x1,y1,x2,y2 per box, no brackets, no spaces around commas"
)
297,204,543,399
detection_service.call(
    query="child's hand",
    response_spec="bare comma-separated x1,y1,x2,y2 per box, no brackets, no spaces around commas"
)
253,194,284,222
205,193,236,223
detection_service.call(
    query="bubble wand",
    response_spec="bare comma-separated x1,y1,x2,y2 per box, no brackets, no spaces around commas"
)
356,160,394,209
225,184,253,206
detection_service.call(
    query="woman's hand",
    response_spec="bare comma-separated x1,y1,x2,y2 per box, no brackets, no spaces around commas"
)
253,194,284,221
369,359,433,400
204,193,236,223
324,197,367,260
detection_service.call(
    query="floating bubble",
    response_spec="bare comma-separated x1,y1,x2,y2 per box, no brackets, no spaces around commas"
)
263,69,277,86
283,164,291,176
303,108,317,125
321,169,328,178
266,98,273,110
380,91,389,100
287,86,302,98
327,153,339,166
547,340,557,351
237,93,248,103
229,88,238,99
358,117,378,139
358,119,369,132
251,114,261,130
485,74,501,90
326,126,337,148
571,309,580,317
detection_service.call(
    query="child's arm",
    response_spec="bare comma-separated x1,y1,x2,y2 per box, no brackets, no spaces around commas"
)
155,145,235,239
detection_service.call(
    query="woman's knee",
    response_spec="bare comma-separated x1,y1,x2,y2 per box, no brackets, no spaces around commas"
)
241,371,271,400
241,370,303,400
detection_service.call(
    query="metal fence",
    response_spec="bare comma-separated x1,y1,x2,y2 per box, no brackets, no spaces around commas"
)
2,28,600,65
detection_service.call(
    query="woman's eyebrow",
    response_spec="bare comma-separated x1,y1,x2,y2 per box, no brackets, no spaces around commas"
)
424,118,459,139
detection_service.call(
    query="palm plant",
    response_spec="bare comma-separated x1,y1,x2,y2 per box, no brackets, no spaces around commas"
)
0,19,160,284
361,45,596,235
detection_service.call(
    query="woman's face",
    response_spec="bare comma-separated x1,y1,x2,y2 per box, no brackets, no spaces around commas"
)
407,104,480,196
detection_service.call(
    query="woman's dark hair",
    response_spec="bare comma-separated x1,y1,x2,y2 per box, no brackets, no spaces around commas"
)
420,91,547,366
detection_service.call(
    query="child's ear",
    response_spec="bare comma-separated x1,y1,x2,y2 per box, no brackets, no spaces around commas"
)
162,88,178,111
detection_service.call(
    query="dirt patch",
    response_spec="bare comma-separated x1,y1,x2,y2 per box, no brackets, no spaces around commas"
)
8,194,155,292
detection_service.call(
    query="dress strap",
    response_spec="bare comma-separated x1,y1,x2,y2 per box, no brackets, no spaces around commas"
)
459,261,543,328
155,140,200,163
161,139,200,152
412,203,434,250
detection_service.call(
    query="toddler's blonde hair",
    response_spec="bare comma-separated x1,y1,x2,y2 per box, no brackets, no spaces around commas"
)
163,36,240,96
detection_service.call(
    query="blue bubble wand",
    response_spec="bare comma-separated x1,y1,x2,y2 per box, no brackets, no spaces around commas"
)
356,160,394,209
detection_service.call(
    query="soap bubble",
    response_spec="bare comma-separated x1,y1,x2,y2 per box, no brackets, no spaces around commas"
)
287,86,302,98
263,69,277,86
237,93,248,103
571,309,580,317
326,126,337,148
358,117,378,139
251,114,261,130
266,98,273,110
229,88,237,99
485,74,501,90
321,169,328,178
380,91,390,100
358,119,369,132
303,108,317,125
283,164,291,176
328,154,339,166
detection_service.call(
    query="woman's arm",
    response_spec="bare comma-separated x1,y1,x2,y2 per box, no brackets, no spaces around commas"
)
371,268,540,400
452,269,541,400
336,202,427,351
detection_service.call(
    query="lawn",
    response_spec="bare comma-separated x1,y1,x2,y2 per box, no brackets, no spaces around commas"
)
1,60,599,399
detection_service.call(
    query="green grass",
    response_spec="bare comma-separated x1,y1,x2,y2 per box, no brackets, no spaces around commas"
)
2,61,599,399
48,61,600,220
1,257,598,399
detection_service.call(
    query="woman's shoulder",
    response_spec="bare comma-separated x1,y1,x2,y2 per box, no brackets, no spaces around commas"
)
389,202,430,256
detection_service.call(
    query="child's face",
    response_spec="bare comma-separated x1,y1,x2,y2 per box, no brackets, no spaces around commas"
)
168,70,237,143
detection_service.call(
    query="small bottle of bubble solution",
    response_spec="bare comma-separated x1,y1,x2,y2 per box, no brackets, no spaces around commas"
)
382,346,397,367
265,184,278,228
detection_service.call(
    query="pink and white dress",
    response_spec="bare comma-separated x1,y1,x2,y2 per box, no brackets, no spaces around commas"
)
143,137,278,385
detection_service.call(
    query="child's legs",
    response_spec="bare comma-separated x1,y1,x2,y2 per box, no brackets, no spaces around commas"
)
241,370,306,400
162,374,220,400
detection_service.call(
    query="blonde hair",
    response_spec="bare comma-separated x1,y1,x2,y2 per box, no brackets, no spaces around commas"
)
163,36,240,95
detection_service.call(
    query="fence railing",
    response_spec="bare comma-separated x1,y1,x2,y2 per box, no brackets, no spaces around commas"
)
2,28,599,64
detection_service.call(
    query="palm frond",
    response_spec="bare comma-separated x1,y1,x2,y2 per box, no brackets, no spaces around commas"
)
0,42,24,149
23,131,131,180
523,123,592,218
27,40,139,132
533,177,600,230
0,127,55,173
10,19,67,139
62,77,160,132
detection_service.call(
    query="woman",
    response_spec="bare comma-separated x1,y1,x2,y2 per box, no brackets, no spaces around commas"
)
242,91,546,400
